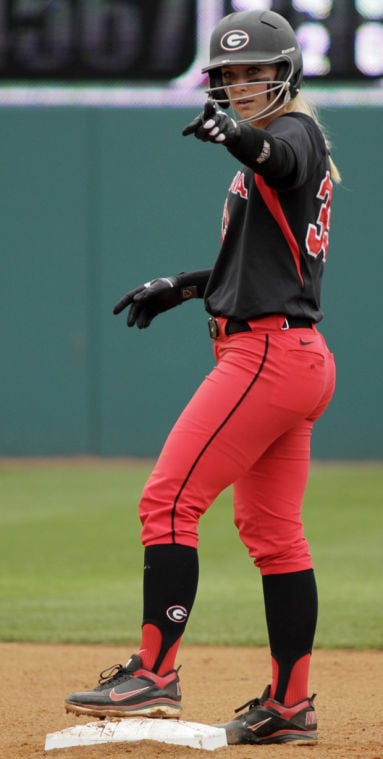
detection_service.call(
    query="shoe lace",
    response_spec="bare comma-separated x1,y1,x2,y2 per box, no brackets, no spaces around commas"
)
234,696,261,714
98,664,127,686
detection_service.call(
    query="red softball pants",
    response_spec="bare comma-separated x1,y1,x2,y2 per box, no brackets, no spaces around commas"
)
139,315,336,575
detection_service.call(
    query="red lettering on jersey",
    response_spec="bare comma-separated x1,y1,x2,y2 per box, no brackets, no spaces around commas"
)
229,171,248,199
305,171,333,261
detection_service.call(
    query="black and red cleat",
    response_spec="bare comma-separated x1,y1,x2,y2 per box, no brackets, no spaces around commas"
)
218,685,318,745
65,654,182,719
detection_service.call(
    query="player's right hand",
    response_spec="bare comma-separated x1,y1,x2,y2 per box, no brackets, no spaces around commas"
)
113,277,184,329
182,100,240,145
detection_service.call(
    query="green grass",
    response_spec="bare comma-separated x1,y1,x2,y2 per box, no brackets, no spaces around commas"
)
0,461,382,648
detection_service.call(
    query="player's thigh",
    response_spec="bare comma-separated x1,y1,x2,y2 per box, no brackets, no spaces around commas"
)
140,337,283,544
233,420,314,574
147,338,273,484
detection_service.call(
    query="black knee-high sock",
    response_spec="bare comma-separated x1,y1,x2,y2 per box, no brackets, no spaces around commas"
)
262,569,318,703
141,544,199,672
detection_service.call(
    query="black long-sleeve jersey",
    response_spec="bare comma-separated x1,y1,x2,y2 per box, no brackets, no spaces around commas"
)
203,112,333,323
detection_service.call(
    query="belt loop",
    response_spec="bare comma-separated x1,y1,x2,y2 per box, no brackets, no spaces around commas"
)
282,318,290,330
208,317,219,339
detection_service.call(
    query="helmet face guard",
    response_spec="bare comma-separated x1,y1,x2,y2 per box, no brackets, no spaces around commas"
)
202,11,303,123
207,64,294,124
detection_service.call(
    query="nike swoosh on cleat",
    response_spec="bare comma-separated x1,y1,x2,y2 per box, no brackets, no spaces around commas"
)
299,339,315,345
109,686,151,702
249,717,272,733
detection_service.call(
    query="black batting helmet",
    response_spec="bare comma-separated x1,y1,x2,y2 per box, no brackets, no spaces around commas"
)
202,10,303,114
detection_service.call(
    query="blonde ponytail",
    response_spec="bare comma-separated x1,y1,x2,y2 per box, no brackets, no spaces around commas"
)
284,93,341,184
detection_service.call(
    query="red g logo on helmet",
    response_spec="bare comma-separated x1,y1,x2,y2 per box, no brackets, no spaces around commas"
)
220,29,250,51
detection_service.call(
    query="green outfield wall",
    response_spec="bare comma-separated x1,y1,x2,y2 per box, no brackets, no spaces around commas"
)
1,104,381,458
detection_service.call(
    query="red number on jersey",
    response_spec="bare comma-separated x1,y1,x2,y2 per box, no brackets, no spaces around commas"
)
305,170,333,261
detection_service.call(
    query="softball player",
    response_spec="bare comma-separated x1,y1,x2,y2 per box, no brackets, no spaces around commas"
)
66,10,339,745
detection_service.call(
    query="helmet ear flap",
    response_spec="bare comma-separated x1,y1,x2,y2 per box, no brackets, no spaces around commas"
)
277,61,301,99
208,68,230,109
290,67,302,98
277,62,288,82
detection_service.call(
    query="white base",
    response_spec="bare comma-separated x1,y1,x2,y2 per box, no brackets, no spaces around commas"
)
45,718,228,751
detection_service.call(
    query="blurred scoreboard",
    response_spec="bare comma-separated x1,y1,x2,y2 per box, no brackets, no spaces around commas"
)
0,0,383,83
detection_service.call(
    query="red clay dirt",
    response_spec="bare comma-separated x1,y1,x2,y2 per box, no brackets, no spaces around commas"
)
3,643,382,759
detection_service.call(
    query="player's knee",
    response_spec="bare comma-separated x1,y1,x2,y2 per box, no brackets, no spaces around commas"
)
235,519,312,573
251,539,313,574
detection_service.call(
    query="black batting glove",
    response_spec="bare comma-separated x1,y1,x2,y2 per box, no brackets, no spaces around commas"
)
113,277,197,329
182,100,240,146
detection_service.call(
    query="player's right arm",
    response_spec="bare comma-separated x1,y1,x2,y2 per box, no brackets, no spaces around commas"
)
182,100,297,181
113,270,211,329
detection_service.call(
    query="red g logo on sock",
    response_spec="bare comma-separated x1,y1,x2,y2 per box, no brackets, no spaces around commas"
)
166,605,188,623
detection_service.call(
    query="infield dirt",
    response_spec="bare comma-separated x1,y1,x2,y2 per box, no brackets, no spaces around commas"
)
3,643,382,759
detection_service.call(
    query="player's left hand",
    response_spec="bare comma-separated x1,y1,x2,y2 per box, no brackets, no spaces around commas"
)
113,277,189,329
182,100,240,146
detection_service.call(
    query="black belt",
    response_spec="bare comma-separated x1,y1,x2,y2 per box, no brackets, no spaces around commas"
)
208,316,313,339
